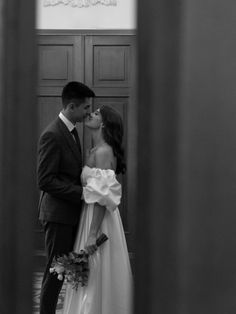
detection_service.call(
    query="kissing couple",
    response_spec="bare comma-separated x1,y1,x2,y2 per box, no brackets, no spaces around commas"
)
37,81,132,314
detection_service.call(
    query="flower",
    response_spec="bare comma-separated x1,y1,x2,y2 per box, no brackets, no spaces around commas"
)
50,233,108,290
54,265,65,274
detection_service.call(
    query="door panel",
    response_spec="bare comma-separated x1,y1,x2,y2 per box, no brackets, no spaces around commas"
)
39,45,73,86
85,35,134,96
38,35,84,96
93,45,130,87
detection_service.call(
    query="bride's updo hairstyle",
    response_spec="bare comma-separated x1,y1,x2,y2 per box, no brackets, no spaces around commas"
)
99,105,126,175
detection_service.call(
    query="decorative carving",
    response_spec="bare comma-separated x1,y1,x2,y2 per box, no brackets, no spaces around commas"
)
44,0,117,7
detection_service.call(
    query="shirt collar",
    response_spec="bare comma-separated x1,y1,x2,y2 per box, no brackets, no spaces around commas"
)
59,112,75,132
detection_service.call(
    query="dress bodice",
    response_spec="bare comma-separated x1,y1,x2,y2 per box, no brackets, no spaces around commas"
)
81,165,121,212
81,165,115,185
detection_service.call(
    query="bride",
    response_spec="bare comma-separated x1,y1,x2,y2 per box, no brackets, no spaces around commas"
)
62,105,133,314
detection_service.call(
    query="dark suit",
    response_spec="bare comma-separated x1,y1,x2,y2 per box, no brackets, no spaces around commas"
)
37,117,83,314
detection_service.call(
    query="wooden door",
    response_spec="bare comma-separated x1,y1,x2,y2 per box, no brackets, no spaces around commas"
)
84,35,136,252
36,32,136,269
36,34,84,268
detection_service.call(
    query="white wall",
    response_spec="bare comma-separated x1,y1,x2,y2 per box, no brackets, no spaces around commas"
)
36,0,136,29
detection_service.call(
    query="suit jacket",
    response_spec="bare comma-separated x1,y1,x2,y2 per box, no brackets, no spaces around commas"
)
37,117,83,225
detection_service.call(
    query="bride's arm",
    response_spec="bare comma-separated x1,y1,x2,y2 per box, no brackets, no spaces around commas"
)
85,147,113,255
85,203,106,254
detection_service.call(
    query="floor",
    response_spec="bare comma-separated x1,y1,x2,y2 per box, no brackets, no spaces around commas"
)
33,272,66,314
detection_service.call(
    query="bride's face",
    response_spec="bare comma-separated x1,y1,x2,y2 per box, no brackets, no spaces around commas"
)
85,109,103,129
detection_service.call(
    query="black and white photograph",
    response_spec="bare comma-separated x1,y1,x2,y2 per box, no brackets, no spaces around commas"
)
1,0,236,314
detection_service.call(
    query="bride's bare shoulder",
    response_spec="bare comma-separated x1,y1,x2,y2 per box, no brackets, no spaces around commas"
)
95,144,115,170
96,144,113,154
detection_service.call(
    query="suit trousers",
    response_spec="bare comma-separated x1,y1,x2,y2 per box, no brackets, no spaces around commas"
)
40,221,78,314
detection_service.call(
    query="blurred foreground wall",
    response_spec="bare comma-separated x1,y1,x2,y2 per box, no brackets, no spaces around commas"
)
0,0,37,313
135,1,236,313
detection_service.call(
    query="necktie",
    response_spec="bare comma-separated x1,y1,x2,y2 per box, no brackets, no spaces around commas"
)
71,127,81,153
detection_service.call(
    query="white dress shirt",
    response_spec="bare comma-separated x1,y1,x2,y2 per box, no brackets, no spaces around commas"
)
59,112,75,132
59,112,78,143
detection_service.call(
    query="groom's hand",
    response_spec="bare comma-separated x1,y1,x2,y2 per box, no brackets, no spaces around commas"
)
85,234,97,255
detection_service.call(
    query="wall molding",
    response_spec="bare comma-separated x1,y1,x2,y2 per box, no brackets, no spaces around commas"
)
44,0,117,7
37,29,136,36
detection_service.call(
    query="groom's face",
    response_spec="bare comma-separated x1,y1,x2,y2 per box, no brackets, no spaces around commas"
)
73,97,91,122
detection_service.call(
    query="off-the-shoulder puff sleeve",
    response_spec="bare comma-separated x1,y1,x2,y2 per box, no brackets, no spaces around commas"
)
82,168,121,212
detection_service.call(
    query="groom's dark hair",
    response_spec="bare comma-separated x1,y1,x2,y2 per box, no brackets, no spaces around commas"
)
62,81,95,108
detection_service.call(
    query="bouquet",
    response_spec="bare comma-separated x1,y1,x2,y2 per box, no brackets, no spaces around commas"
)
49,233,108,290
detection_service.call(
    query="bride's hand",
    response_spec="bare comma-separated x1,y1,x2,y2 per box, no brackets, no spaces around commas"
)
85,234,97,255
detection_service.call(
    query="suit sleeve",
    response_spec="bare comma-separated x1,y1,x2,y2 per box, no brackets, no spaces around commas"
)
37,132,82,204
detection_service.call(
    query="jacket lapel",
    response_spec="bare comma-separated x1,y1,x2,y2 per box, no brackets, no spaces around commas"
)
56,117,82,162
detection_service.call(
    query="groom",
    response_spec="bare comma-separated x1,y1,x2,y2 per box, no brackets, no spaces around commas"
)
37,81,95,314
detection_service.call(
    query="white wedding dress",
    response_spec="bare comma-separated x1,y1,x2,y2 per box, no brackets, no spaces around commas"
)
62,165,133,314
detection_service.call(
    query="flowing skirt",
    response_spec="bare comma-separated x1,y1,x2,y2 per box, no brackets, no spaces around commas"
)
62,203,133,314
